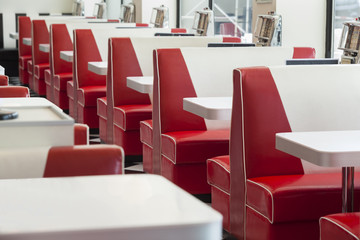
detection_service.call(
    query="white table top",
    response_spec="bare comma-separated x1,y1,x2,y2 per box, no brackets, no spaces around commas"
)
0,65,4,75
276,130,360,167
183,97,232,120
60,51,73,62
126,76,153,94
39,43,50,53
23,37,32,46
9,32,18,40
0,175,222,240
88,61,108,75
0,97,54,108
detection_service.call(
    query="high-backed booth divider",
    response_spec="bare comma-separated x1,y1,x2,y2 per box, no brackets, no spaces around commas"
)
104,36,224,160
228,65,360,240
18,16,32,85
72,27,171,130
50,22,147,111
152,47,315,196
0,145,124,179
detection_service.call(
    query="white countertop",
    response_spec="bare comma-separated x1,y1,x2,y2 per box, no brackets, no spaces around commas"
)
39,44,50,53
126,76,153,94
276,130,360,167
0,65,4,75
23,37,32,46
183,97,232,120
0,97,54,108
88,61,108,75
9,32,18,40
60,51,73,62
0,175,222,240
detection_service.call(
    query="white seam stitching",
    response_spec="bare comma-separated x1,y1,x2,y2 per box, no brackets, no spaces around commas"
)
208,182,230,195
207,158,230,173
246,204,273,224
320,217,360,240
247,179,274,223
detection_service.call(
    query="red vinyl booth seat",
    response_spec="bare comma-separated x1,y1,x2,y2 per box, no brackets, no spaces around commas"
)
27,60,34,90
0,75,9,86
207,155,230,230
67,80,75,117
320,213,360,240
54,73,72,109
0,86,30,98
113,104,152,131
97,97,107,143
140,120,153,173
43,145,124,177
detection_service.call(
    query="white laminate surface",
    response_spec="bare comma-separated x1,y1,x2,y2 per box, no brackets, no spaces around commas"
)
88,61,108,75
0,98,74,148
126,76,153,94
183,97,232,120
39,44,50,53
0,175,222,240
276,130,360,167
60,51,73,62
9,32,18,40
23,37,32,46
0,65,4,75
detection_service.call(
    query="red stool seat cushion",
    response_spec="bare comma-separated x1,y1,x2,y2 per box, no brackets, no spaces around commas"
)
247,172,360,224
207,155,230,193
161,129,230,164
113,104,152,131
0,75,9,86
321,213,360,240
77,85,106,107
54,73,73,91
140,120,153,146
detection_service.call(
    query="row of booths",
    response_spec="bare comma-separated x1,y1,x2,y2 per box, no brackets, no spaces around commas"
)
4,9,360,240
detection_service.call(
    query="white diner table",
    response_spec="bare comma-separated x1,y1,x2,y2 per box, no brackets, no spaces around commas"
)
60,51,73,62
39,43,50,53
23,37,32,46
276,130,360,213
0,97,74,149
0,174,222,240
126,76,153,94
0,65,4,75
88,61,108,75
183,97,232,120
9,32,19,40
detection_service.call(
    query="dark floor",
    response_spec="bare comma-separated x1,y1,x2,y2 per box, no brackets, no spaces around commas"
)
8,76,237,240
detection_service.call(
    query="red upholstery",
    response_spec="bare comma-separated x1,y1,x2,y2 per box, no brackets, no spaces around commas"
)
320,213,360,240
27,60,34,90
51,24,73,110
228,66,359,240
53,73,72,109
44,69,52,101
0,75,8,86
136,23,148,27
113,104,152,131
18,16,32,85
171,28,187,33
74,29,106,127
223,36,241,43
106,37,151,149
67,80,75,117
140,120,153,173
108,19,120,22
32,20,49,96
43,145,124,177
154,48,231,194
293,47,316,58
0,86,30,98
74,123,89,145
207,155,230,230
97,97,107,142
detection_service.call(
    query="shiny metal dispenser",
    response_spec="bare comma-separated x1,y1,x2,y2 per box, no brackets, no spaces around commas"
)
120,3,135,23
150,5,169,28
339,20,360,64
254,12,282,47
192,8,214,36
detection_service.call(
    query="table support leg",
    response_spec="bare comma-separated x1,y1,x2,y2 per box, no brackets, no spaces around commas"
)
342,166,355,213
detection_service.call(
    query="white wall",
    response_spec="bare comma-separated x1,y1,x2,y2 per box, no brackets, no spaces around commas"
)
0,0,73,48
276,0,326,58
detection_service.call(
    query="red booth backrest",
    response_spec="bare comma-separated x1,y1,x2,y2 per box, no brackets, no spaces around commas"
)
50,24,73,75
18,16,32,57
32,20,49,66
0,86,30,98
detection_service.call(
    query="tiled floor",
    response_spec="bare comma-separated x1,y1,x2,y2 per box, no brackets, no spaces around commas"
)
8,77,236,239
